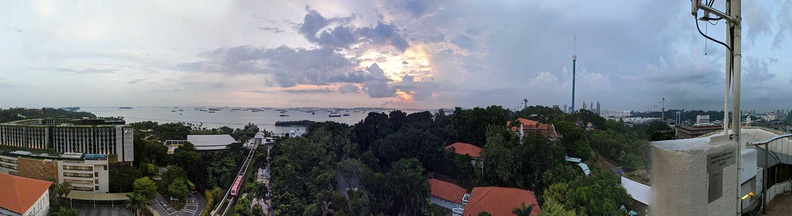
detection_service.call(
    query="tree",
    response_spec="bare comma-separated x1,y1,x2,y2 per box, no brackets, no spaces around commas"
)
477,212,492,216
537,198,577,216
54,206,80,216
163,166,188,186
386,158,429,215
337,158,365,188
58,182,72,199
512,202,536,216
125,193,151,216
253,205,265,216
110,165,142,193
168,178,189,201
302,203,321,216
133,177,158,200
234,197,252,216
139,163,159,177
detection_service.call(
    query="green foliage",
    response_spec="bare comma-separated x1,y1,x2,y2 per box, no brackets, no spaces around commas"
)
163,166,188,186
537,198,577,216
547,167,632,216
54,206,80,216
270,137,331,215
133,177,158,200
57,182,72,199
110,165,142,193
253,205,265,216
476,212,492,216
0,107,95,123
588,129,650,172
512,202,536,216
481,125,566,191
302,203,321,216
234,197,252,216
125,193,151,216
168,178,189,201
139,163,158,177
451,106,510,147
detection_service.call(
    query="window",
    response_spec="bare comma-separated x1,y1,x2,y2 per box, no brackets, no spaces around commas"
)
104,165,107,170
95,186,99,190
95,179,99,184
95,172,98,177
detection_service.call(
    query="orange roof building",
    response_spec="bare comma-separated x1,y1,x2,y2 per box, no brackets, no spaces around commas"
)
463,186,541,216
445,142,483,158
509,118,559,139
429,178,468,204
0,173,52,216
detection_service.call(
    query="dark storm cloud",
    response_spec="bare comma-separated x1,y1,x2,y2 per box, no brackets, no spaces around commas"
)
176,45,358,87
359,23,410,52
297,6,409,51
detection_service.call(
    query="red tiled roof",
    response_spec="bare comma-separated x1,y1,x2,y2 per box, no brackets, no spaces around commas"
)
445,142,483,158
463,186,541,216
509,118,559,139
0,173,52,214
428,178,467,204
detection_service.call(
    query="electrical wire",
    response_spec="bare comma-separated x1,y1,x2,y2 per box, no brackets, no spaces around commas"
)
695,17,732,52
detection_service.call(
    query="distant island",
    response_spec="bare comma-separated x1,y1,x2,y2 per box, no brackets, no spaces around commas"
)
274,120,316,127
118,107,133,109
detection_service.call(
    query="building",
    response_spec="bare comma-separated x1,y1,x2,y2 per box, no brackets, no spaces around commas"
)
0,173,52,216
596,101,601,115
463,186,540,216
0,151,110,193
0,118,134,162
445,142,482,158
508,118,559,140
428,178,467,211
445,142,483,169
187,134,238,151
675,115,723,139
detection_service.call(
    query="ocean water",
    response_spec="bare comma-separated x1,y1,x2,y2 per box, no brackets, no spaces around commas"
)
81,107,393,134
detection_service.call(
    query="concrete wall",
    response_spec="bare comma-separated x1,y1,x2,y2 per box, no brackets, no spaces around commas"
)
57,159,109,193
650,136,738,215
22,189,50,216
430,196,463,211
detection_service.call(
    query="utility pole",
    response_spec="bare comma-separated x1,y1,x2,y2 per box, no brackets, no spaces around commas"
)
692,0,742,214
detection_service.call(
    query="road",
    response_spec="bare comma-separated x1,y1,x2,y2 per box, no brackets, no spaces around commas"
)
149,192,207,216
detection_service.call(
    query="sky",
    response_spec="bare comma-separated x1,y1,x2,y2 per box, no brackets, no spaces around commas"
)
0,0,790,112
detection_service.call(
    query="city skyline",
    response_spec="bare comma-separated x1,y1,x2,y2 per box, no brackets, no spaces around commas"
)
1,0,790,112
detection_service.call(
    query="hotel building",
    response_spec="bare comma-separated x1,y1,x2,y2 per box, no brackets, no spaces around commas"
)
0,118,134,162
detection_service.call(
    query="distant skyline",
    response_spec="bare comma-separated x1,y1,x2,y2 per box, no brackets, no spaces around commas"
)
1,0,790,112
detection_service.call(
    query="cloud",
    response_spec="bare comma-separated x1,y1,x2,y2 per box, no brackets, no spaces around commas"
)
176,45,358,87
281,87,334,94
127,78,149,84
212,82,230,89
258,26,284,33
338,84,360,94
56,68,118,74
744,0,773,44
13,27,22,33
297,6,410,51
774,1,792,48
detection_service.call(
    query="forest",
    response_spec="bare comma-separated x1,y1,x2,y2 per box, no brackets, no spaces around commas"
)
268,106,664,215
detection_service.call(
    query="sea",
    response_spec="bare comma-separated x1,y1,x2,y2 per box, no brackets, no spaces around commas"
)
81,107,415,134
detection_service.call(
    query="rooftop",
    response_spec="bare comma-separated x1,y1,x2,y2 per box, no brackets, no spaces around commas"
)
509,118,559,139
428,178,467,204
0,173,52,214
463,186,540,216
187,134,237,151
445,142,483,158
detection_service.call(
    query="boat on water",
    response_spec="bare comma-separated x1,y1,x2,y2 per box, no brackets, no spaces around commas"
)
179,113,183,115
208,111,216,113
279,114,289,117
171,110,177,112
343,113,350,116
118,107,133,109
329,112,342,117
179,109,184,111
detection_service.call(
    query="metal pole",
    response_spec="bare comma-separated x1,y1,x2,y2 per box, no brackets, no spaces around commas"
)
572,56,577,114
764,143,768,214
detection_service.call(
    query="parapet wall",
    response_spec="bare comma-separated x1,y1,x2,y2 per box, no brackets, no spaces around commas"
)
651,135,737,215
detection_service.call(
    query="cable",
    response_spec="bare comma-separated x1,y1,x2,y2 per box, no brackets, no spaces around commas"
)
695,17,732,52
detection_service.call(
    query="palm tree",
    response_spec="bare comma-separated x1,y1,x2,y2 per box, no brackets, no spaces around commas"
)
126,193,151,216
524,99,528,109
512,202,536,216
